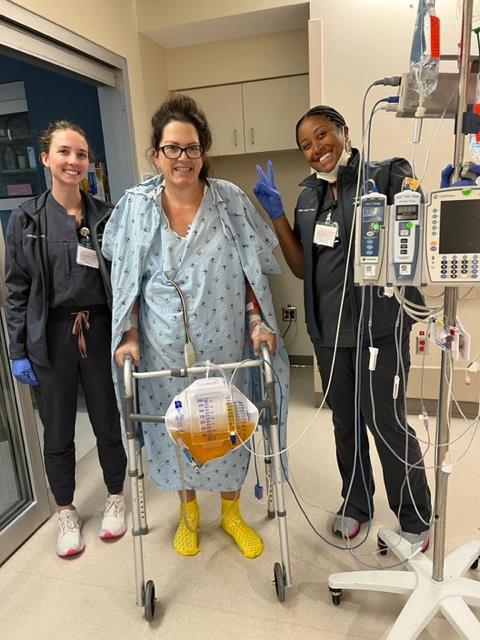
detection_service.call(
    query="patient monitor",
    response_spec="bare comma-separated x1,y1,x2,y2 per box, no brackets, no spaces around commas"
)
424,187,480,286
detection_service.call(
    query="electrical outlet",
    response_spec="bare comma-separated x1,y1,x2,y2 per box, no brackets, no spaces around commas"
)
282,305,297,322
416,331,429,355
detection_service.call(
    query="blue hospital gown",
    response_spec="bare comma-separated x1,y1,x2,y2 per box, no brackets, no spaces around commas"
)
139,186,252,491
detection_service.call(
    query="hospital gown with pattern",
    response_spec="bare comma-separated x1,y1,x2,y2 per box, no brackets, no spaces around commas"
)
140,187,250,490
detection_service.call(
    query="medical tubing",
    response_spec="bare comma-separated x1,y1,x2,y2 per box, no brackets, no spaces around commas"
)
332,112,388,542
363,298,432,471
417,90,455,183
374,295,474,464
175,444,240,533
394,295,432,528
279,455,371,552
443,358,480,451
393,297,419,519
281,447,424,568
366,296,432,530
393,288,441,313
167,277,193,344
373,335,479,459
361,78,401,166
366,99,396,183
339,285,373,551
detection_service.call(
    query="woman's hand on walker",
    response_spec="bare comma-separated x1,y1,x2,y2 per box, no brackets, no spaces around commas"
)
115,329,140,367
250,321,277,355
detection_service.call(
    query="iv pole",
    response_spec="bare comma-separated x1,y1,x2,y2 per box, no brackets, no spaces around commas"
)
328,0,480,636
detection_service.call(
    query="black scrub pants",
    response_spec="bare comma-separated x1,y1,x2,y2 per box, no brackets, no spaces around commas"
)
33,312,126,506
314,332,431,534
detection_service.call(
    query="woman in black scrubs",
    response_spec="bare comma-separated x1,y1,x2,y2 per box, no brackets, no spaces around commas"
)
254,105,431,548
5,121,126,557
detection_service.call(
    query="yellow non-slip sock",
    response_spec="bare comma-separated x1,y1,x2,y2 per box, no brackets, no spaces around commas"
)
221,498,264,559
173,499,200,556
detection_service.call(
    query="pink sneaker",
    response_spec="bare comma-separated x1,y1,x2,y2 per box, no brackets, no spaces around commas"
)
100,494,127,540
332,515,361,539
56,508,85,557
401,529,430,553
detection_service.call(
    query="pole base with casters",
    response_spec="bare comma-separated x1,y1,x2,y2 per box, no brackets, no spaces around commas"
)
328,528,480,639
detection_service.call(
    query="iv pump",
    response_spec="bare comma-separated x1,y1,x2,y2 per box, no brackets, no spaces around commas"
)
356,191,388,284
387,189,423,286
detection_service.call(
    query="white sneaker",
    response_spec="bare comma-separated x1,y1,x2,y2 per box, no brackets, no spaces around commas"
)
100,494,127,540
56,508,85,558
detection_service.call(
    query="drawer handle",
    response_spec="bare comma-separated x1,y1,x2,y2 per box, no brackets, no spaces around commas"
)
233,129,238,146
250,127,255,145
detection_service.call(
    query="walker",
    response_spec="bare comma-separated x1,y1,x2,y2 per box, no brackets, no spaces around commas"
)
122,344,292,621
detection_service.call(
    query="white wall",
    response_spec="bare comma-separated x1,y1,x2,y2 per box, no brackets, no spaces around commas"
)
137,0,307,32
210,151,313,356
166,29,308,89
137,33,170,169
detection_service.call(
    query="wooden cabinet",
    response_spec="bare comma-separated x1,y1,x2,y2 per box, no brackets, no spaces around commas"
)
242,75,309,153
183,84,245,156
183,75,309,156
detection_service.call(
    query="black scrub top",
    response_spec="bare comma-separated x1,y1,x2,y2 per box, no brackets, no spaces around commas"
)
313,194,356,348
45,193,106,308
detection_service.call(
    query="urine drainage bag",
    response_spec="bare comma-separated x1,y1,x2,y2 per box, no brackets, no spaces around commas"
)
164,376,259,467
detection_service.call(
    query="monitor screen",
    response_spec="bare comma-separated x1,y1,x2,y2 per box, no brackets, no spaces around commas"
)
439,199,480,254
396,204,419,221
363,206,383,221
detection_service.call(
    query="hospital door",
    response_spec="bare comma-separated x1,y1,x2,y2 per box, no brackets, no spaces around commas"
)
0,224,50,565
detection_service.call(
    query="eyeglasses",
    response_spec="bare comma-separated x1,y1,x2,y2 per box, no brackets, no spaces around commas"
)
158,144,204,159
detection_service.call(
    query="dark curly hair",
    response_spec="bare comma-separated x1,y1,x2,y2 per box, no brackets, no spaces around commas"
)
151,94,212,180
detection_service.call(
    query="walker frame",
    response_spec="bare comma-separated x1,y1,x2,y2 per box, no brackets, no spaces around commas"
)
122,343,292,621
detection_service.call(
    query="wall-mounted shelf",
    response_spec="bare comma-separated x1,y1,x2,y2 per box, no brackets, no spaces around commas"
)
1,168,37,174
0,136,33,144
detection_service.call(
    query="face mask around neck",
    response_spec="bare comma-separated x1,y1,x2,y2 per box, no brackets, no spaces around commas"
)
315,147,352,183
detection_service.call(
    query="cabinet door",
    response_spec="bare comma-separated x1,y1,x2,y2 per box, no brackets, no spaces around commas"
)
183,85,245,156
243,75,309,153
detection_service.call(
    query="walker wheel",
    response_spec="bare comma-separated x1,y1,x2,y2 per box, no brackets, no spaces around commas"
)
329,586,343,607
471,558,479,571
273,562,286,602
144,580,156,621
377,535,388,556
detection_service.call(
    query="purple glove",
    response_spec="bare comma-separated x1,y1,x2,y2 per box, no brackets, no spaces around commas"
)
12,357,39,385
440,163,480,188
253,160,285,219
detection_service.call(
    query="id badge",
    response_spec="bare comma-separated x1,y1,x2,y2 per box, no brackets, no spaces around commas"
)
313,222,338,248
76,245,99,269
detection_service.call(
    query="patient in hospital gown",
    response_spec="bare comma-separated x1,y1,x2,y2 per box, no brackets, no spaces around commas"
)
102,94,289,559
140,186,255,492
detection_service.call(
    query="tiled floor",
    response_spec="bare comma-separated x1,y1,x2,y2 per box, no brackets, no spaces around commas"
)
2,368,480,639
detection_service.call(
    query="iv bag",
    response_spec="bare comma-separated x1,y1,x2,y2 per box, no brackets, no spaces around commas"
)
409,0,440,112
164,377,259,466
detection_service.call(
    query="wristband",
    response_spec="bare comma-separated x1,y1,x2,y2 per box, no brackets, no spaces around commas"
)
248,313,262,326
125,313,138,331
246,301,261,313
